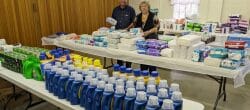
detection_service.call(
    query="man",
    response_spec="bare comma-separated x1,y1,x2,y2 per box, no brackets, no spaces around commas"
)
112,0,136,68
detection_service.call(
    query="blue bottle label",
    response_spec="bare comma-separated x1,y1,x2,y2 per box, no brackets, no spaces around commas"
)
93,90,103,110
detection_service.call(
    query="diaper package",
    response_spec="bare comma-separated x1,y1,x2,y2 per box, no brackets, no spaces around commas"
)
204,57,222,67
180,46,188,59
228,49,246,61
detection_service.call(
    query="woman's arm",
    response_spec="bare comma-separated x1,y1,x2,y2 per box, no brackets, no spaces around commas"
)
143,15,160,37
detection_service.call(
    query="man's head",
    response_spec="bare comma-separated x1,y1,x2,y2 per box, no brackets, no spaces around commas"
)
120,0,127,7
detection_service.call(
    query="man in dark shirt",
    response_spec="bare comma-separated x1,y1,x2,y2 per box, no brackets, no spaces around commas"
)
112,0,136,67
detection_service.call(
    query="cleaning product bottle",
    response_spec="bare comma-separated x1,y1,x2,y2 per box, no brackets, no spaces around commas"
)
108,77,116,85
58,70,70,99
133,69,141,80
134,91,147,110
86,78,98,110
146,96,160,110
119,66,126,75
126,80,135,89
53,68,63,96
102,74,109,83
48,66,57,93
171,91,183,110
80,76,92,107
126,68,133,78
68,65,75,74
101,69,108,75
70,74,83,105
151,71,160,85
142,70,150,84
158,88,169,106
169,83,180,98
161,99,174,110
113,64,120,79
148,77,156,85
55,62,62,68
124,88,136,110
93,80,106,110
136,81,146,91
137,76,145,82
62,62,68,70
119,74,127,82
116,79,125,87
113,85,126,110
146,85,157,97
128,75,136,82
66,71,77,101
158,80,169,89
44,64,52,91
101,84,114,110
97,72,103,81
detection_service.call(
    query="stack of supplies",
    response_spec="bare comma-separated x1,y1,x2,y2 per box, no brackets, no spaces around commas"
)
204,48,228,67
118,30,143,51
237,20,249,34
136,39,167,56
228,14,241,31
107,31,121,49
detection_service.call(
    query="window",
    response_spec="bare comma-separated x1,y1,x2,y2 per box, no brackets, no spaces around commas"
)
172,0,200,19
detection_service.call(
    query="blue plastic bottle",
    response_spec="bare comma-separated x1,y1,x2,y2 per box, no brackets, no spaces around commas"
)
169,83,180,98
53,68,63,96
161,99,174,110
148,77,156,85
79,75,92,107
70,74,83,105
126,80,135,89
48,66,57,93
113,85,125,110
146,96,160,110
133,91,147,110
44,64,52,90
158,80,169,89
92,81,106,110
120,66,126,74
115,79,125,90
146,85,157,97
136,81,146,91
158,88,169,106
133,69,141,78
102,74,109,83
66,71,77,101
113,64,120,79
171,91,183,110
86,78,98,110
68,65,75,75
58,70,70,99
124,88,136,110
101,84,114,110
108,77,116,85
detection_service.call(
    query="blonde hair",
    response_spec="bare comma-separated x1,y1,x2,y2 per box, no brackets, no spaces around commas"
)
139,1,151,11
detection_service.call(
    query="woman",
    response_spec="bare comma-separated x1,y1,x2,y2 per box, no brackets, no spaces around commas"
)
129,1,160,73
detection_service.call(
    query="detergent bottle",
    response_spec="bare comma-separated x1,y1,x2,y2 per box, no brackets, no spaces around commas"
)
142,70,149,84
101,84,114,110
70,74,83,105
102,74,109,83
134,91,147,110
126,68,133,78
171,91,183,110
146,85,157,97
119,74,127,82
62,62,68,70
44,64,52,91
86,78,98,110
158,88,169,106
126,80,135,89
66,71,77,101
53,68,63,96
161,99,174,110
101,69,108,75
93,81,106,110
151,71,161,85
124,88,136,110
108,77,116,85
97,72,103,81
148,77,156,85
80,76,92,107
67,65,75,74
48,66,57,93
158,80,169,90
58,70,70,99
113,64,120,79
116,79,125,88
113,85,126,110
169,83,180,98
136,81,146,91
133,69,141,80
146,96,160,110
128,75,136,82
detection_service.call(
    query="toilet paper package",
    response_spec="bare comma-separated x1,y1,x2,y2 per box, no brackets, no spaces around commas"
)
107,38,120,44
118,43,136,51
180,46,188,59
187,42,206,60
160,48,174,58
204,57,222,67
177,35,201,46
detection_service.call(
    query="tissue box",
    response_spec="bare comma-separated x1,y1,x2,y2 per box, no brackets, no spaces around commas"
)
204,57,222,67
228,49,246,61
221,59,240,70
225,41,247,49
209,48,228,59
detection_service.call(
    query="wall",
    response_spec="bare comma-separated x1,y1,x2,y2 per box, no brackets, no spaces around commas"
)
0,0,119,47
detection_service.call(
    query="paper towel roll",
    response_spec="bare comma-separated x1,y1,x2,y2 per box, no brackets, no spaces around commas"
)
204,57,222,67
187,42,206,60
177,35,201,46
160,48,174,58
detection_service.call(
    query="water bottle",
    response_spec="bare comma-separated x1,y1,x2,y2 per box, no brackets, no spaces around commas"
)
169,83,180,98
146,96,160,110
48,66,57,93
58,70,70,99
171,91,183,110
70,74,83,105
136,81,146,91
44,64,52,90
101,84,114,110
66,71,77,101
148,77,156,85
146,85,157,97
161,99,174,110
126,80,135,89
53,68,63,96
158,88,169,106
134,91,147,110
86,78,98,110
92,81,106,110
124,88,136,110
80,76,92,107
113,86,126,110
113,64,120,79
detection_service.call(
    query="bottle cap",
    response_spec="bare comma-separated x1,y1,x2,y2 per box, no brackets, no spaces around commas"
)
68,65,75,71
64,49,70,55
90,78,98,86
136,81,145,91
62,70,69,76
146,85,157,94
115,86,125,94
113,72,120,79
104,84,114,92
119,66,126,73
170,83,180,92
101,69,108,75
158,88,168,98
54,53,60,59
151,71,159,77
171,91,183,101
55,62,62,67
127,76,135,82
116,79,125,86
136,91,147,101
147,96,159,106
141,70,149,76
126,80,135,88
136,77,145,82
97,81,106,89
159,80,168,89
58,50,64,56
85,76,92,83
108,77,116,84
119,74,127,81
133,69,141,77
50,49,56,55
161,99,174,110
126,68,133,73
39,55,46,60
126,88,136,97
113,64,120,71
87,71,96,78
148,77,156,85
102,75,109,82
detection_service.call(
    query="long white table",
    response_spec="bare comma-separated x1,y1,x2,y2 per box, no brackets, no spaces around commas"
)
0,68,204,110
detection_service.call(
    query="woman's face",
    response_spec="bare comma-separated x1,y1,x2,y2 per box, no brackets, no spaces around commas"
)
140,3,149,14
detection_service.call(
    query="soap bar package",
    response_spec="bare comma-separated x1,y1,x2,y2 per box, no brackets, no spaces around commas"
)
221,59,240,70
209,48,228,59
204,57,222,67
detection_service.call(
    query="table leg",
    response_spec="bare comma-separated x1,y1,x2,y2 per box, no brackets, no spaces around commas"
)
4,85,16,110
25,93,45,110
103,57,113,69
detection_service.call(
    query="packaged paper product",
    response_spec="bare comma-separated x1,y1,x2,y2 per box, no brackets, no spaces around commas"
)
180,46,188,59
221,59,240,70
177,35,201,46
120,37,143,45
107,32,121,39
160,48,174,58
173,45,181,58
204,57,222,67
118,43,136,51
107,38,120,44
187,42,206,60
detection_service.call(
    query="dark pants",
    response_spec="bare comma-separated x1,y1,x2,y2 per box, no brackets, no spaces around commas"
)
140,64,157,73
117,60,132,68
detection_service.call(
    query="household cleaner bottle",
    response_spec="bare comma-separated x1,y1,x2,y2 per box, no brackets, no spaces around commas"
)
70,74,83,105
93,81,106,110
133,69,141,81
158,88,169,106
169,83,180,98
171,91,183,110
44,64,52,91
151,71,161,85
146,96,160,110
134,91,147,110
113,85,126,110
66,71,77,101
58,70,70,99
158,80,169,89
80,76,92,107
161,99,174,110
146,85,157,97
124,88,136,110
136,81,146,91
86,78,98,110
53,68,63,96
101,84,114,110
148,77,156,85
126,80,135,89
142,70,149,84
48,66,57,93
113,64,120,79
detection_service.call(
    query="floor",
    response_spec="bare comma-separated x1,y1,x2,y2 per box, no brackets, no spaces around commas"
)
1,57,250,110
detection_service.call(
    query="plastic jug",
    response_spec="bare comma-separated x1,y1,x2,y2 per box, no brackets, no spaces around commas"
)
92,81,106,110
101,84,114,110
86,78,98,110
70,74,83,105
133,91,147,110
58,70,70,99
80,76,92,107
113,86,125,110
124,88,136,110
